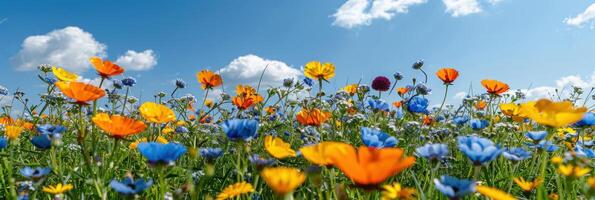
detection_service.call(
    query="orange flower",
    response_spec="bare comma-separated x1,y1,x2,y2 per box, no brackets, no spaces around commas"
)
435,68,459,84
327,145,415,186
90,57,124,77
392,101,402,108
92,113,147,139
397,87,409,96
475,100,487,110
296,108,331,127
232,85,263,110
423,115,433,125
55,81,105,104
481,79,509,95
0,116,14,125
197,70,223,89
299,142,352,166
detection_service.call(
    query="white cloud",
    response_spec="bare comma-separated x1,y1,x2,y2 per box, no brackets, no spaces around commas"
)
11,26,107,72
487,0,502,5
564,3,595,27
442,0,482,17
115,49,158,71
519,71,595,100
0,96,12,107
453,91,468,100
332,0,427,29
78,77,114,90
218,54,302,88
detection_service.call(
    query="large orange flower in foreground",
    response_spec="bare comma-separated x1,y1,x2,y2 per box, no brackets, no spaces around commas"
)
90,57,124,77
296,108,331,127
55,81,105,104
197,70,223,89
481,79,509,95
304,61,335,81
92,113,147,139
139,102,176,123
519,99,586,128
327,145,415,186
299,141,352,166
435,68,459,84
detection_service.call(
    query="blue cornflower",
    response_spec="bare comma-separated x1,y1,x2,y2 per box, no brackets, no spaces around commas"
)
574,112,595,127
0,136,7,149
112,79,123,89
175,79,186,89
19,167,51,180
393,72,403,80
303,78,313,87
502,147,532,161
574,145,595,158
525,131,547,142
579,139,595,147
36,124,66,136
248,154,275,169
434,175,475,199
31,135,52,150
367,99,389,112
175,126,189,134
122,77,137,87
200,148,223,160
457,135,502,166
415,83,431,95
415,143,449,161
453,116,470,125
360,127,398,148
221,119,259,141
110,176,153,195
412,59,424,69
527,140,559,152
137,142,187,165
407,96,429,114
469,119,489,130
44,77,57,84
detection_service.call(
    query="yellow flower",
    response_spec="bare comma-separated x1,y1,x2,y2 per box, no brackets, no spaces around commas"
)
129,136,168,149
261,167,306,195
216,182,255,200
204,99,214,108
381,183,416,200
51,66,78,82
139,102,176,123
299,142,352,166
4,125,24,140
42,183,73,195
176,120,187,126
551,156,564,165
304,61,335,81
342,84,358,96
556,127,576,138
264,135,296,159
513,177,542,192
475,185,517,200
558,164,591,177
519,99,587,128
162,127,174,134
587,176,595,189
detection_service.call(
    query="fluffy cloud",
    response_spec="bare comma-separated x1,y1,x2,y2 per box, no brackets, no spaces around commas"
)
564,3,595,27
11,26,107,72
453,91,468,100
519,71,595,100
0,96,12,107
78,77,114,90
332,0,427,29
442,0,482,17
218,54,302,88
115,50,158,71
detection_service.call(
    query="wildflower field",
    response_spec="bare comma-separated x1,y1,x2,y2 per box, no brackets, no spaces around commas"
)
0,58,594,200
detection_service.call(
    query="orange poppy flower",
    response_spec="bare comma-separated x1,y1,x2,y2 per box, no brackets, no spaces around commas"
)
0,116,14,125
481,79,509,95
435,68,459,84
197,70,223,89
397,87,409,96
475,100,487,110
296,108,331,127
327,145,415,187
90,57,124,78
423,115,433,125
55,81,106,104
232,85,263,110
92,113,146,139
392,101,402,108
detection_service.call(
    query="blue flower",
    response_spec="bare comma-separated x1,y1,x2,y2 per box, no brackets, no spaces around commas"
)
526,140,559,152
31,135,52,150
200,148,223,160
415,83,431,95
36,124,66,136
457,135,502,165
175,79,186,89
453,116,470,125
574,112,595,127
19,167,51,180
44,77,57,84
407,96,429,113
502,147,532,161
122,77,137,87
175,126,189,134
137,142,187,165
0,136,7,149
221,119,259,141
574,145,595,158
525,131,547,142
416,143,449,161
248,154,275,169
367,99,389,112
469,119,489,130
303,78,313,87
360,127,398,148
112,79,123,89
434,175,475,199
110,177,153,195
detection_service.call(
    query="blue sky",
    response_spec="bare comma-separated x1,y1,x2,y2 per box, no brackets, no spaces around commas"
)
1,0,594,106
